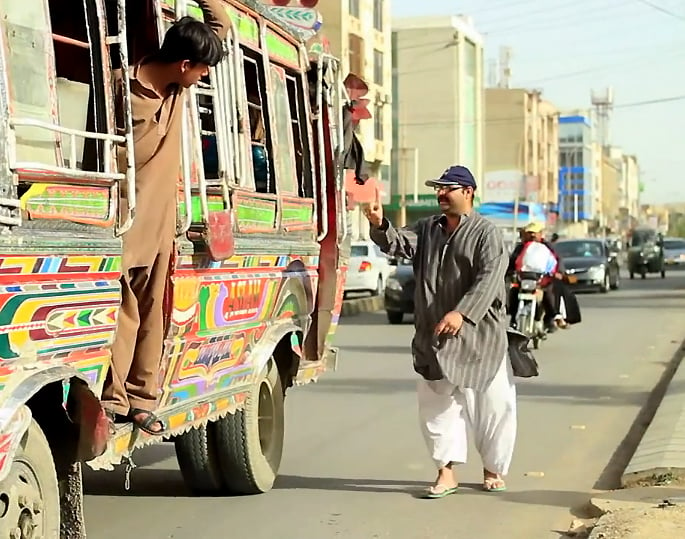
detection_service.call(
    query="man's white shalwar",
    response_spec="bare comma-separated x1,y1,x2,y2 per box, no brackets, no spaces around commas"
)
417,354,517,474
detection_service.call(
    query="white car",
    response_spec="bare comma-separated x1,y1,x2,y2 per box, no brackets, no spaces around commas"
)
344,241,392,296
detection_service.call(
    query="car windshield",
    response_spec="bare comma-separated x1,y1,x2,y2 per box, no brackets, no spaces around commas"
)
664,239,685,250
631,230,656,247
556,241,603,258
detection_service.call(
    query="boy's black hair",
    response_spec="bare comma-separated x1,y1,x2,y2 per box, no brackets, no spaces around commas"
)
154,16,225,66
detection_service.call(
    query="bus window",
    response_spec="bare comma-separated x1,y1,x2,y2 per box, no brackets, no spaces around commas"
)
197,77,221,181
49,0,109,173
2,0,128,229
284,72,313,198
242,51,273,194
268,65,298,195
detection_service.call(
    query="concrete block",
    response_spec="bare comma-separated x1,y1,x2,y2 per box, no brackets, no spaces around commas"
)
622,354,685,487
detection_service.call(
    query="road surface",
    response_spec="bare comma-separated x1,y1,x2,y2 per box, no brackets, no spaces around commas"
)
83,270,685,538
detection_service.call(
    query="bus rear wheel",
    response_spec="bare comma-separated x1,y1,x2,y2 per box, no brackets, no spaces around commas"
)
214,360,285,495
0,419,60,537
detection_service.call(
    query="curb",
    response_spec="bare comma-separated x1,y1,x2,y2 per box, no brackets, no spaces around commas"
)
620,337,685,487
341,296,383,317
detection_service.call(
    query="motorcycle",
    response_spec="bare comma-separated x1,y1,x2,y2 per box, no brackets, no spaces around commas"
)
512,271,547,349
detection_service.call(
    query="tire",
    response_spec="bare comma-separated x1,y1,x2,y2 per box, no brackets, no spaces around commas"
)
214,360,285,495
174,423,224,495
387,311,404,324
641,270,646,279
661,268,666,278
610,271,620,290
532,337,539,350
0,420,60,537
600,272,610,293
516,312,533,338
629,272,634,279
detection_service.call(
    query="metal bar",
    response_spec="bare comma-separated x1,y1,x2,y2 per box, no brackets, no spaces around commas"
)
69,133,77,168
52,33,90,49
10,118,125,142
231,38,247,185
334,61,348,244
179,98,193,234
315,55,328,243
13,163,124,182
114,0,136,236
188,88,209,224
219,47,236,187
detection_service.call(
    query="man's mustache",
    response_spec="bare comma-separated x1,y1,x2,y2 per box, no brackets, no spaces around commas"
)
437,195,449,203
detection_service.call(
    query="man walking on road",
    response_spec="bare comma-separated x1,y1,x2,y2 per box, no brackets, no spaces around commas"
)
365,165,517,498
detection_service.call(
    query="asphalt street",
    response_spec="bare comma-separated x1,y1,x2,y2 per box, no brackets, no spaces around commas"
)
83,268,685,539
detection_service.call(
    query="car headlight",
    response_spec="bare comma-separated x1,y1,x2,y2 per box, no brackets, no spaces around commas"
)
587,265,605,279
386,278,402,291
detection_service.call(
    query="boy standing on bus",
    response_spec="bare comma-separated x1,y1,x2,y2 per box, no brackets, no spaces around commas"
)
102,3,230,435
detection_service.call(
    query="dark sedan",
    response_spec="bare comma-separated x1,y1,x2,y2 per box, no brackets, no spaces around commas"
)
554,239,620,293
384,258,414,324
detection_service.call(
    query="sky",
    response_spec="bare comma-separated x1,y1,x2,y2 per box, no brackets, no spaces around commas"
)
391,0,685,205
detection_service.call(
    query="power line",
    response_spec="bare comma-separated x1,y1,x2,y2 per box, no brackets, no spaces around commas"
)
396,94,685,128
635,0,685,21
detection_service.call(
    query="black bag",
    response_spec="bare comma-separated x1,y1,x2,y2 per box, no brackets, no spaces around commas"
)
506,328,539,378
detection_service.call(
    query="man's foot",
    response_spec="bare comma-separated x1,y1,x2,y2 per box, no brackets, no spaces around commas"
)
129,408,166,436
421,466,459,498
483,469,507,492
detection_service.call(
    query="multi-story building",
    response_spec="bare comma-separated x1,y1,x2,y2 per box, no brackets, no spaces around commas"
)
601,150,621,232
388,15,484,226
605,146,640,232
558,111,595,224
484,88,559,213
314,0,392,238
622,153,640,220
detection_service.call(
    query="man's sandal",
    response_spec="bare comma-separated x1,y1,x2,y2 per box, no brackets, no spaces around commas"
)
421,484,459,499
483,477,507,492
128,408,166,436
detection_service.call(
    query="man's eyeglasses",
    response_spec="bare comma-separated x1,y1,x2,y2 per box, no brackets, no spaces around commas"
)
433,185,464,193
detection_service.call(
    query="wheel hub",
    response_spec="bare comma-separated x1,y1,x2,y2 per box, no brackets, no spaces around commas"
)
257,380,275,455
0,462,45,537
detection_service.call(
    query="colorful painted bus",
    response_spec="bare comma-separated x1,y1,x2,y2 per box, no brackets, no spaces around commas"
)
0,0,364,535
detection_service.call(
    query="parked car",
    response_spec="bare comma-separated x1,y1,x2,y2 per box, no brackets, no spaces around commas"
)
343,241,392,296
663,237,685,266
554,238,620,293
384,258,414,324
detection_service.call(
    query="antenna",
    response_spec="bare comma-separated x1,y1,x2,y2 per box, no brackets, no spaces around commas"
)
498,46,512,88
591,87,614,147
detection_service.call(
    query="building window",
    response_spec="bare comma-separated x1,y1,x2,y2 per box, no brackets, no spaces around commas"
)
373,0,383,31
348,34,364,76
374,103,384,141
373,49,383,85
349,0,359,18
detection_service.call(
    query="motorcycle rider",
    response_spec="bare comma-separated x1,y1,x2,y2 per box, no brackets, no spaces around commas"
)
507,222,564,331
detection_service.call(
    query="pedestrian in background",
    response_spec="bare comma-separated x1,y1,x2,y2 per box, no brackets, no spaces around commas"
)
364,165,517,498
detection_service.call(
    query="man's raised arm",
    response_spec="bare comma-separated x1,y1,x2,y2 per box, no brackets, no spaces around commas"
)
195,0,231,40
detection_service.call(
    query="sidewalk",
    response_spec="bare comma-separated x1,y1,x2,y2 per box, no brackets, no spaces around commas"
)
588,486,685,538
585,334,685,538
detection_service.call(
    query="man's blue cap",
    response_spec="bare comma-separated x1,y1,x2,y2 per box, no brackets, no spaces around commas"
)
425,165,477,190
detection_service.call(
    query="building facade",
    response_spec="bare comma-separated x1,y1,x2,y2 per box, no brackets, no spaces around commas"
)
558,112,594,223
484,88,559,212
388,15,484,226
601,151,621,233
314,0,393,238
